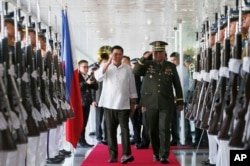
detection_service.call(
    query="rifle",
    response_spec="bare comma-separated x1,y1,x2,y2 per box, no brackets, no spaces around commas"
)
4,8,29,144
199,18,221,129
184,31,200,119
46,49,63,125
217,19,242,140
228,35,250,148
36,38,57,129
54,55,69,121
25,22,48,133
207,24,230,135
1,6,28,146
0,7,17,149
54,35,73,119
195,21,212,128
0,64,17,151
185,48,201,120
53,54,67,122
58,59,75,119
189,45,205,121
196,45,212,129
21,19,40,136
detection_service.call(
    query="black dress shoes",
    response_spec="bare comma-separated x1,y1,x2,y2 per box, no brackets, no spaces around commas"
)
153,154,160,162
79,142,94,148
59,149,71,156
170,141,177,146
160,157,169,164
101,140,108,145
89,132,96,136
130,139,135,145
136,143,149,149
46,157,64,164
108,158,118,163
55,154,65,160
120,155,134,164
201,160,210,165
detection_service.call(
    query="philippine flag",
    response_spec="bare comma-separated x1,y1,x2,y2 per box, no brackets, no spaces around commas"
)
61,9,83,148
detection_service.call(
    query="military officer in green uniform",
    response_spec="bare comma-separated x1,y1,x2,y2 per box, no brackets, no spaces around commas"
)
133,41,183,164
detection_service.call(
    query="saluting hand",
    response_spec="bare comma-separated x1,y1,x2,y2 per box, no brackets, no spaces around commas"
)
143,51,153,59
107,53,113,64
103,54,113,73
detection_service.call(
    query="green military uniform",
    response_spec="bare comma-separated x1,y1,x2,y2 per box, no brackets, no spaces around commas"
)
133,41,183,161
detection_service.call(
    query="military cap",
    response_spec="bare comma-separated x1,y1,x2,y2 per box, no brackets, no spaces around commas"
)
38,29,46,41
150,41,168,52
22,22,36,33
89,62,99,70
219,15,228,29
4,11,14,24
4,12,24,30
17,16,25,30
130,58,139,64
210,24,217,35
242,0,250,14
38,29,46,36
219,8,239,30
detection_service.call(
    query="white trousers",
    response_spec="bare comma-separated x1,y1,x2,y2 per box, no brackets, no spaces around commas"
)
35,132,48,166
216,140,229,166
26,136,40,166
207,134,218,164
16,144,27,166
47,128,58,158
57,124,64,151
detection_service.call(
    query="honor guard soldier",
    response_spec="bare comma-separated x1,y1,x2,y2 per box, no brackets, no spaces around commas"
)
133,41,183,164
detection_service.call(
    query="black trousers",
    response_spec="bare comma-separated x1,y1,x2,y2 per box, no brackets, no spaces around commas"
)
95,106,107,141
171,104,180,144
146,107,174,158
104,108,131,159
130,107,142,144
79,104,90,143
141,112,150,146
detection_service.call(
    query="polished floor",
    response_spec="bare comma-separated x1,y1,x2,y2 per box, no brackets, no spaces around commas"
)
47,108,209,166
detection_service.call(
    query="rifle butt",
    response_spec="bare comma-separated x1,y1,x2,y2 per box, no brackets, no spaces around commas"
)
195,120,202,129
26,115,40,137
56,112,63,125
67,108,75,119
229,120,245,148
208,103,222,135
37,120,48,132
47,117,57,129
207,113,220,135
189,103,197,121
0,129,17,151
15,126,28,144
60,107,68,122
244,139,250,150
217,116,231,140
200,111,210,129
